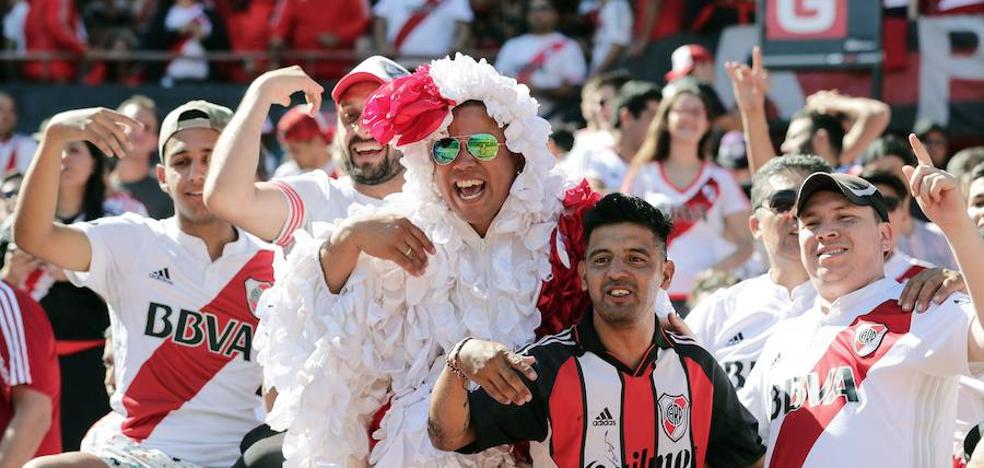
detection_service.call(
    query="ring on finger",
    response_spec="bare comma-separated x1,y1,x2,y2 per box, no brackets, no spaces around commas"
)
404,246,413,257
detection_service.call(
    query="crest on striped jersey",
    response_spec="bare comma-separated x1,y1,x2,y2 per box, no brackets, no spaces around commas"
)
658,393,690,442
853,322,888,358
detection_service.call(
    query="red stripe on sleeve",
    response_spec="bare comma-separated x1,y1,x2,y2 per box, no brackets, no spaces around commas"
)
549,358,585,467
769,300,913,467
271,182,304,246
622,373,656,465
121,250,274,441
683,356,714,468
896,265,927,282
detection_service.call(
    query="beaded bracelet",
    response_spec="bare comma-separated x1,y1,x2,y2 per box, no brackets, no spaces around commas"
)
446,337,473,379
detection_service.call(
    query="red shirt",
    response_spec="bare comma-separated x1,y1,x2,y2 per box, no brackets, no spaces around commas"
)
24,0,87,81
0,280,61,456
270,0,369,78
634,0,683,41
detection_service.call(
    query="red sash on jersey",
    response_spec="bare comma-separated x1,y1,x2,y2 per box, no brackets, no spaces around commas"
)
515,40,567,84
667,178,719,246
896,264,927,282
769,300,913,467
392,0,441,51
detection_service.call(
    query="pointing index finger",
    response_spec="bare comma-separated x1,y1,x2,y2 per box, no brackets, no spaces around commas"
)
752,46,763,75
908,133,934,167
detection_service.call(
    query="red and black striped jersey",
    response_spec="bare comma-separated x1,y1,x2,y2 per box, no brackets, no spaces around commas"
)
460,310,765,468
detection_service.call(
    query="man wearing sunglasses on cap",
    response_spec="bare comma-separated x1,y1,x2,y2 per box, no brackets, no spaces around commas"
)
737,135,984,467
255,54,680,466
687,155,966,391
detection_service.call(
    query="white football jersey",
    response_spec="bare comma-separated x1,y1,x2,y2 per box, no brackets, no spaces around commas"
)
687,274,817,389
884,250,934,283
739,278,974,467
628,162,750,299
270,172,383,247
67,214,276,467
0,133,36,179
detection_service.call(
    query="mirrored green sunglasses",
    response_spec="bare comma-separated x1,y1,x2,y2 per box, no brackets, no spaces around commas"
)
432,133,501,165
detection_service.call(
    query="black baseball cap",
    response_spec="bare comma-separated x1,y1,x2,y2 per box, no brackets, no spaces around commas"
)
796,172,889,222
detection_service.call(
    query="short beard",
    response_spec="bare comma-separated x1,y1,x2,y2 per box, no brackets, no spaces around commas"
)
343,148,404,186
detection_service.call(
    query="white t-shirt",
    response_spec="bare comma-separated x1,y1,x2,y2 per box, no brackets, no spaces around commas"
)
589,0,632,72
495,32,586,89
739,278,975,467
66,214,276,467
271,158,336,180
373,0,473,57
629,162,750,298
559,141,627,191
0,133,36,178
270,172,383,247
687,274,817,389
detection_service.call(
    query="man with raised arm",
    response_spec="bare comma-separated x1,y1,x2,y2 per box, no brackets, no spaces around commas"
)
205,57,409,248
738,135,984,467
18,102,275,468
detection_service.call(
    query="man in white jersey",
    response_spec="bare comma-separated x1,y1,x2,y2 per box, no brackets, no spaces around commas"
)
17,101,275,468
738,135,984,467
689,155,966,390
0,92,37,179
206,57,411,248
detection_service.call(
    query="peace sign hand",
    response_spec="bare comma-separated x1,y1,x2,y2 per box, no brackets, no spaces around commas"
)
904,133,967,232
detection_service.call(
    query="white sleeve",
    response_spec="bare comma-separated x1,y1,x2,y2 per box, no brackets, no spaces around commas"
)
738,337,775,443
447,0,473,22
685,288,728,353
719,171,751,215
913,297,975,378
14,138,37,174
269,171,333,247
255,229,396,466
599,1,633,46
372,0,393,17
494,42,517,76
560,39,587,85
65,213,149,302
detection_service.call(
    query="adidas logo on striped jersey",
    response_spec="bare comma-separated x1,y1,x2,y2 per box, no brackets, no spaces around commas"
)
592,407,616,426
149,268,173,285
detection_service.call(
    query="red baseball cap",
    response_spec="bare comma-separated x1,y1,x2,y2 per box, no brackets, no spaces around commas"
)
665,44,713,83
277,105,335,143
330,56,410,104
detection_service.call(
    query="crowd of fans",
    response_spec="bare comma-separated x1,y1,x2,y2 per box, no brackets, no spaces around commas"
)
1,1,984,467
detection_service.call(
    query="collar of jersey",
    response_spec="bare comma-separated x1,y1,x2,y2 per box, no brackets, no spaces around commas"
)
817,277,901,324
162,216,251,259
574,308,668,377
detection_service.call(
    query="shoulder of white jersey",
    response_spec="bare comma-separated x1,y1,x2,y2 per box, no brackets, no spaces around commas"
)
0,281,31,385
518,327,576,356
663,329,698,347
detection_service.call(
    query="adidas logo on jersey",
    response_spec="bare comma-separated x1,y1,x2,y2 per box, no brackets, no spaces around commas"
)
725,332,745,346
592,407,616,426
149,268,173,285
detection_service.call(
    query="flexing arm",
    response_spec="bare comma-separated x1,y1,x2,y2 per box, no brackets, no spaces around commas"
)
904,135,984,363
725,47,774,173
204,66,323,242
13,108,139,272
805,91,890,165
0,387,52,468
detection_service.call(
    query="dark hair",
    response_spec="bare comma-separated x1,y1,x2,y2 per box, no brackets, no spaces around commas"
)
750,154,832,210
549,128,574,153
582,71,632,99
583,193,673,256
80,142,107,221
861,170,909,200
613,81,661,129
790,110,846,157
969,162,984,185
862,135,916,167
630,84,712,171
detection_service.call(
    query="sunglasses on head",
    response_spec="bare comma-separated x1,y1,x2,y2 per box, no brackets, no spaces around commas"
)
432,133,501,165
760,189,797,214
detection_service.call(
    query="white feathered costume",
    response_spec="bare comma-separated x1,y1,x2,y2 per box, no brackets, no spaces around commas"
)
255,54,669,467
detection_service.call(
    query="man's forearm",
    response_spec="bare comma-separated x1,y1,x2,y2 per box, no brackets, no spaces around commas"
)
834,98,890,165
944,218,984,329
204,86,272,217
320,227,362,294
741,108,775,173
428,367,475,452
0,390,51,468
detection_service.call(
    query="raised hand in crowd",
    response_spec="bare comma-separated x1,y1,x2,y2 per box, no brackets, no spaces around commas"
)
804,89,890,166
725,46,774,173
252,65,323,115
43,108,141,160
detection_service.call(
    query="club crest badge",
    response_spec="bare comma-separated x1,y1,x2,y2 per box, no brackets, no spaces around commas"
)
853,322,888,358
658,393,690,442
245,278,273,315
